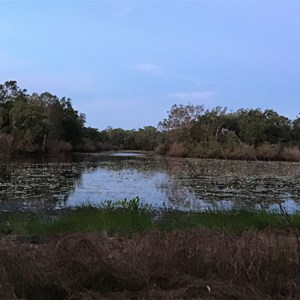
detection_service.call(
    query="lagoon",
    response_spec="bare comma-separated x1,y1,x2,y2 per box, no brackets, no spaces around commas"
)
1,152,300,213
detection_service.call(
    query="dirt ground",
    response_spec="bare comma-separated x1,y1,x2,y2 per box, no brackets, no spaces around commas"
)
1,229,300,299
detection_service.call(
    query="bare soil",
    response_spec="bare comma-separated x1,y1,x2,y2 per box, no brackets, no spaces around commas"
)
1,228,300,299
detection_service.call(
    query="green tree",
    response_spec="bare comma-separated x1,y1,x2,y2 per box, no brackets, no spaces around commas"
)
83,127,101,141
263,109,291,144
9,99,46,152
0,80,27,104
236,109,267,145
190,106,228,142
60,97,85,146
291,115,300,145
135,126,160,150
107,128,126,148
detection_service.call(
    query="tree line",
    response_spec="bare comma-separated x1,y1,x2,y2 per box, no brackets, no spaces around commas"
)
0,81,160,155
1,80,300,160
157,104,300,160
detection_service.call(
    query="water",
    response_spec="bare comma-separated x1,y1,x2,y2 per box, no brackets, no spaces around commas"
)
1,152,300,213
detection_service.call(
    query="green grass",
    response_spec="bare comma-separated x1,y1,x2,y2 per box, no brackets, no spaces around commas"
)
156,210,294,233
1,207,300,237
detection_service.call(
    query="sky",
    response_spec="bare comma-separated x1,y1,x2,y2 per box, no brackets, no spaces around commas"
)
0,0,300,130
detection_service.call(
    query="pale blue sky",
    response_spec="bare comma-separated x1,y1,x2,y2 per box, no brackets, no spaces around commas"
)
1,0,300,129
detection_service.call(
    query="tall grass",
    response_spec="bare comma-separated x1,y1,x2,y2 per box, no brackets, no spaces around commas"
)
1,208,300,237
167,142,189,157
159,139,300,162
1,227,300,299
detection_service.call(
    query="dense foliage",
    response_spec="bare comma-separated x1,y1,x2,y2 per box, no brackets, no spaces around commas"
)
157,104,300,160
0,81,86,154
0,81,160,155
1,80,300,160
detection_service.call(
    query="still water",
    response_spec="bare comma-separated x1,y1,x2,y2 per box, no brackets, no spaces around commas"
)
1,152,300,213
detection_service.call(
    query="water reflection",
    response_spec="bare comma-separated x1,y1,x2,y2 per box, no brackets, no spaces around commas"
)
64,168,168,208
109,152,145,157
1,153,300,213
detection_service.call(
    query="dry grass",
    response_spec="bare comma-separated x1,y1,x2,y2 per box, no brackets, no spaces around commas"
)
157,140,300,162
1,229,300,299
255,143,280,160
226,144,256,160
167,142,188,157
189,141,223,159
280,146,300,162
155,143,170,155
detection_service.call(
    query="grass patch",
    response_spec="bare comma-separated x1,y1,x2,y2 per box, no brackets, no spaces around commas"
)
0,208,153,237
1,207,300,237
156,210,298,233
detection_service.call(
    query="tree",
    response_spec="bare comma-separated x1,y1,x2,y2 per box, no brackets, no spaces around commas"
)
190,106,228,142
263,109,291,144
159,104,205,131
83,127,101,141
158,104,205,141
0,80,27,104
107,128,126,148
236,109,267,145
9,99,46,152
29,92,65,141
291,115,300,145
135,126,159,150
60,97,85,146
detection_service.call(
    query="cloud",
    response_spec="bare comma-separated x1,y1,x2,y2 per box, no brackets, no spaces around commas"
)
168,91,216,102
128,63,165,76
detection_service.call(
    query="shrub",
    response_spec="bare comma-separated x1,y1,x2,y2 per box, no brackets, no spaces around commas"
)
280,146,300,162
255,143,279,160
45,139,73,154
0,133,13,157
94,142,114,151
190,141,223,159
227,144,256,160
155,143,170,155
15,135,40,153
75,138,96,152
167,142,188,157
